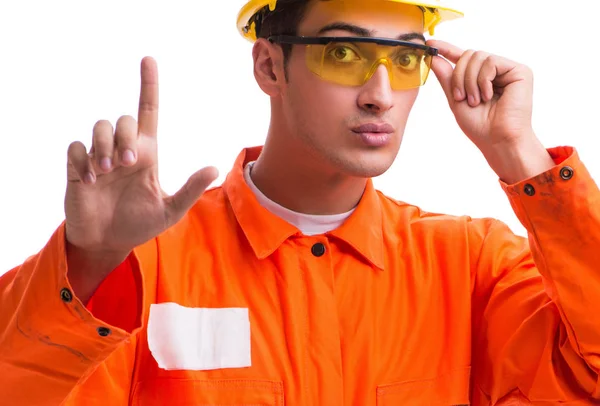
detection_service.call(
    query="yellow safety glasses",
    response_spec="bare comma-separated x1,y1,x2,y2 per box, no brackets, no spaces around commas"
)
269,35,438,90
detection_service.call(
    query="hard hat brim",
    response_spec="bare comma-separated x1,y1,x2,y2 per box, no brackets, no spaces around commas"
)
236,0,464,42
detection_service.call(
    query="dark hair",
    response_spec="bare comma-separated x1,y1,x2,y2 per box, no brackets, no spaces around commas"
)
253,0,312,64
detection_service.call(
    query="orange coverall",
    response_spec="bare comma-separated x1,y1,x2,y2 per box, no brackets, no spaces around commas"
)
0,146,599,405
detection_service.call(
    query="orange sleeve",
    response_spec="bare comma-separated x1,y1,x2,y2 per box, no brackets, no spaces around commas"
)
471,147,600,404
0,224,146,405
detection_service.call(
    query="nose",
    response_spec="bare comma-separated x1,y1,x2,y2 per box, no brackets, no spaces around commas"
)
357,63,394,114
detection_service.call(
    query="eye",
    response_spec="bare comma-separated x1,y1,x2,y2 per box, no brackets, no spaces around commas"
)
327,45,360,63
395,51,420,71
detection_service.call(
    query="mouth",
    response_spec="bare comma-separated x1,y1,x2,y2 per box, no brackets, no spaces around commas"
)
351,123,395,147
351,123,395,134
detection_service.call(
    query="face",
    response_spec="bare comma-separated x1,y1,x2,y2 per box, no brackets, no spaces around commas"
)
274,0,427,178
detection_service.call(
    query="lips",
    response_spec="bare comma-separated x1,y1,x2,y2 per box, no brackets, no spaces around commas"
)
351,123,395,134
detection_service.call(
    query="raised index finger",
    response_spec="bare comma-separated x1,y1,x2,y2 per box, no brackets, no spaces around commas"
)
138,56,159,137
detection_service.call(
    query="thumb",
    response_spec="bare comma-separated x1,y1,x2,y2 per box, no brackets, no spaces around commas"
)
165,166,219,223
430,54,456,106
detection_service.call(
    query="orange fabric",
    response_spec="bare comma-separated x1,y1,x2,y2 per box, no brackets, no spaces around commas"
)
85,256,142,334
1,146,599,405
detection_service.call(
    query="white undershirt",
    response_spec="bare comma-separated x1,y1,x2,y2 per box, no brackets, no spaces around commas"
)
244,161,355,236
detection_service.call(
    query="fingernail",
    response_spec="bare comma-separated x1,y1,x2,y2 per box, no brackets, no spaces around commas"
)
454,87,463,100
468,94,476,105
100,157,112,172
84,172,96,184
122,149,135,165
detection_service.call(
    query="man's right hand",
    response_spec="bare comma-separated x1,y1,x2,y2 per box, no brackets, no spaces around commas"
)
64,57,218,297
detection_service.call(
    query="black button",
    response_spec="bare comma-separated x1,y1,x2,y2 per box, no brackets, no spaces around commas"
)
97,327,111,337
524,184,536,196
60,288,73,303
560,166,574,180
311,243,326,257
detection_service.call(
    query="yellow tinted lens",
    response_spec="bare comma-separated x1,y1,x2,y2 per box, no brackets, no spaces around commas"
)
305,42,433,90
306,42,373,87
389,47,432,90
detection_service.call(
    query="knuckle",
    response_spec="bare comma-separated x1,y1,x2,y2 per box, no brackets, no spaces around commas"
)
114,119,138,148
93,119,113,133
484,55,498,66
67,141,84,155
93,125,114,145
521,64,533,77
139,101,158,113
116,114,136,127
473,50,487,60
459,49,475,62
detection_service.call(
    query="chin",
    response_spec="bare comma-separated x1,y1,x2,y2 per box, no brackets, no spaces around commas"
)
332,148,398,179
345,163,392,179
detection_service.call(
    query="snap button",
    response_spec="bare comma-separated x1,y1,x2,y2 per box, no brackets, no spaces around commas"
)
311,243,326,257
97,327,111,337
60,288,73,303
560,166,574,180
523,184,536,196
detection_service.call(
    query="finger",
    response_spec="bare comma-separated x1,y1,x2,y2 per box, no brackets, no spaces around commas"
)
114,115,138,167
138,57,159,138
164,166,219,225
92,120,115,173
426,40,465,65
429,54,455,106
67,141,95,184
464,51,490,106
485,55,527,88
478,56,498,102
451,49,475,102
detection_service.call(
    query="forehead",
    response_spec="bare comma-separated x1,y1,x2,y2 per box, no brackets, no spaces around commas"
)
298,0,425,37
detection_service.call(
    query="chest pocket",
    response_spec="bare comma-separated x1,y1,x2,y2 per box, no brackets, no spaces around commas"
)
132,378,284,406
376,367,471,405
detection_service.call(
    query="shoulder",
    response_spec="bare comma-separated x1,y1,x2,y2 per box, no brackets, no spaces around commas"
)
375,189,507,244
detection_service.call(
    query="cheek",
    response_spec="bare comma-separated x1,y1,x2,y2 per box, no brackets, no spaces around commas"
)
288,62,358,122
297,87,358,136
393,90,419,119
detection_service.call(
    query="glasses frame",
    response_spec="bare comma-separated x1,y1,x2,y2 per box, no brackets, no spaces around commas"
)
267,35,439,57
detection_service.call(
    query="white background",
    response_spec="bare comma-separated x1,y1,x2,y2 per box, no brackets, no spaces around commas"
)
1,0,598,274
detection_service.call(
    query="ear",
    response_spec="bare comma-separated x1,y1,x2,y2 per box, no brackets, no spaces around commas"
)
253,38,286,97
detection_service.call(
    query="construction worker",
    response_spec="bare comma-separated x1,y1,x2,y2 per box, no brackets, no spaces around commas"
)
1,0,599,404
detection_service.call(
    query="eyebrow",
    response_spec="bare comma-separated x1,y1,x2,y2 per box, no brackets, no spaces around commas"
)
316,22,426,43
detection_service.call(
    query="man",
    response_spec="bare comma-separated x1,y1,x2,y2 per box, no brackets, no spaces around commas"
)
1,0,599,404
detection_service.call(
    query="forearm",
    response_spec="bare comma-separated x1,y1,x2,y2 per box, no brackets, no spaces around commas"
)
501,146,600,363
471,146,600,402
0,225,138,404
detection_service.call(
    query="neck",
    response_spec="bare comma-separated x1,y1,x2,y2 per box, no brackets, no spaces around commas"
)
250,114,368,216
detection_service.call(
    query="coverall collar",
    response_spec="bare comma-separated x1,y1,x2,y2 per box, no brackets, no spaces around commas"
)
223,146,385,270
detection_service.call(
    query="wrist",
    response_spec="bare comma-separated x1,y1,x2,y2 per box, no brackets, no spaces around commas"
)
483,134,556,185
66,241,131,304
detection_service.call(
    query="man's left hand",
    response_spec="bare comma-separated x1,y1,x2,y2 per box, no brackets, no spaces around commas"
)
427,40,555,184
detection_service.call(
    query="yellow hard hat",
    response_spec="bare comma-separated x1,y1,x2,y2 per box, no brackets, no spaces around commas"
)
237,0,464,42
